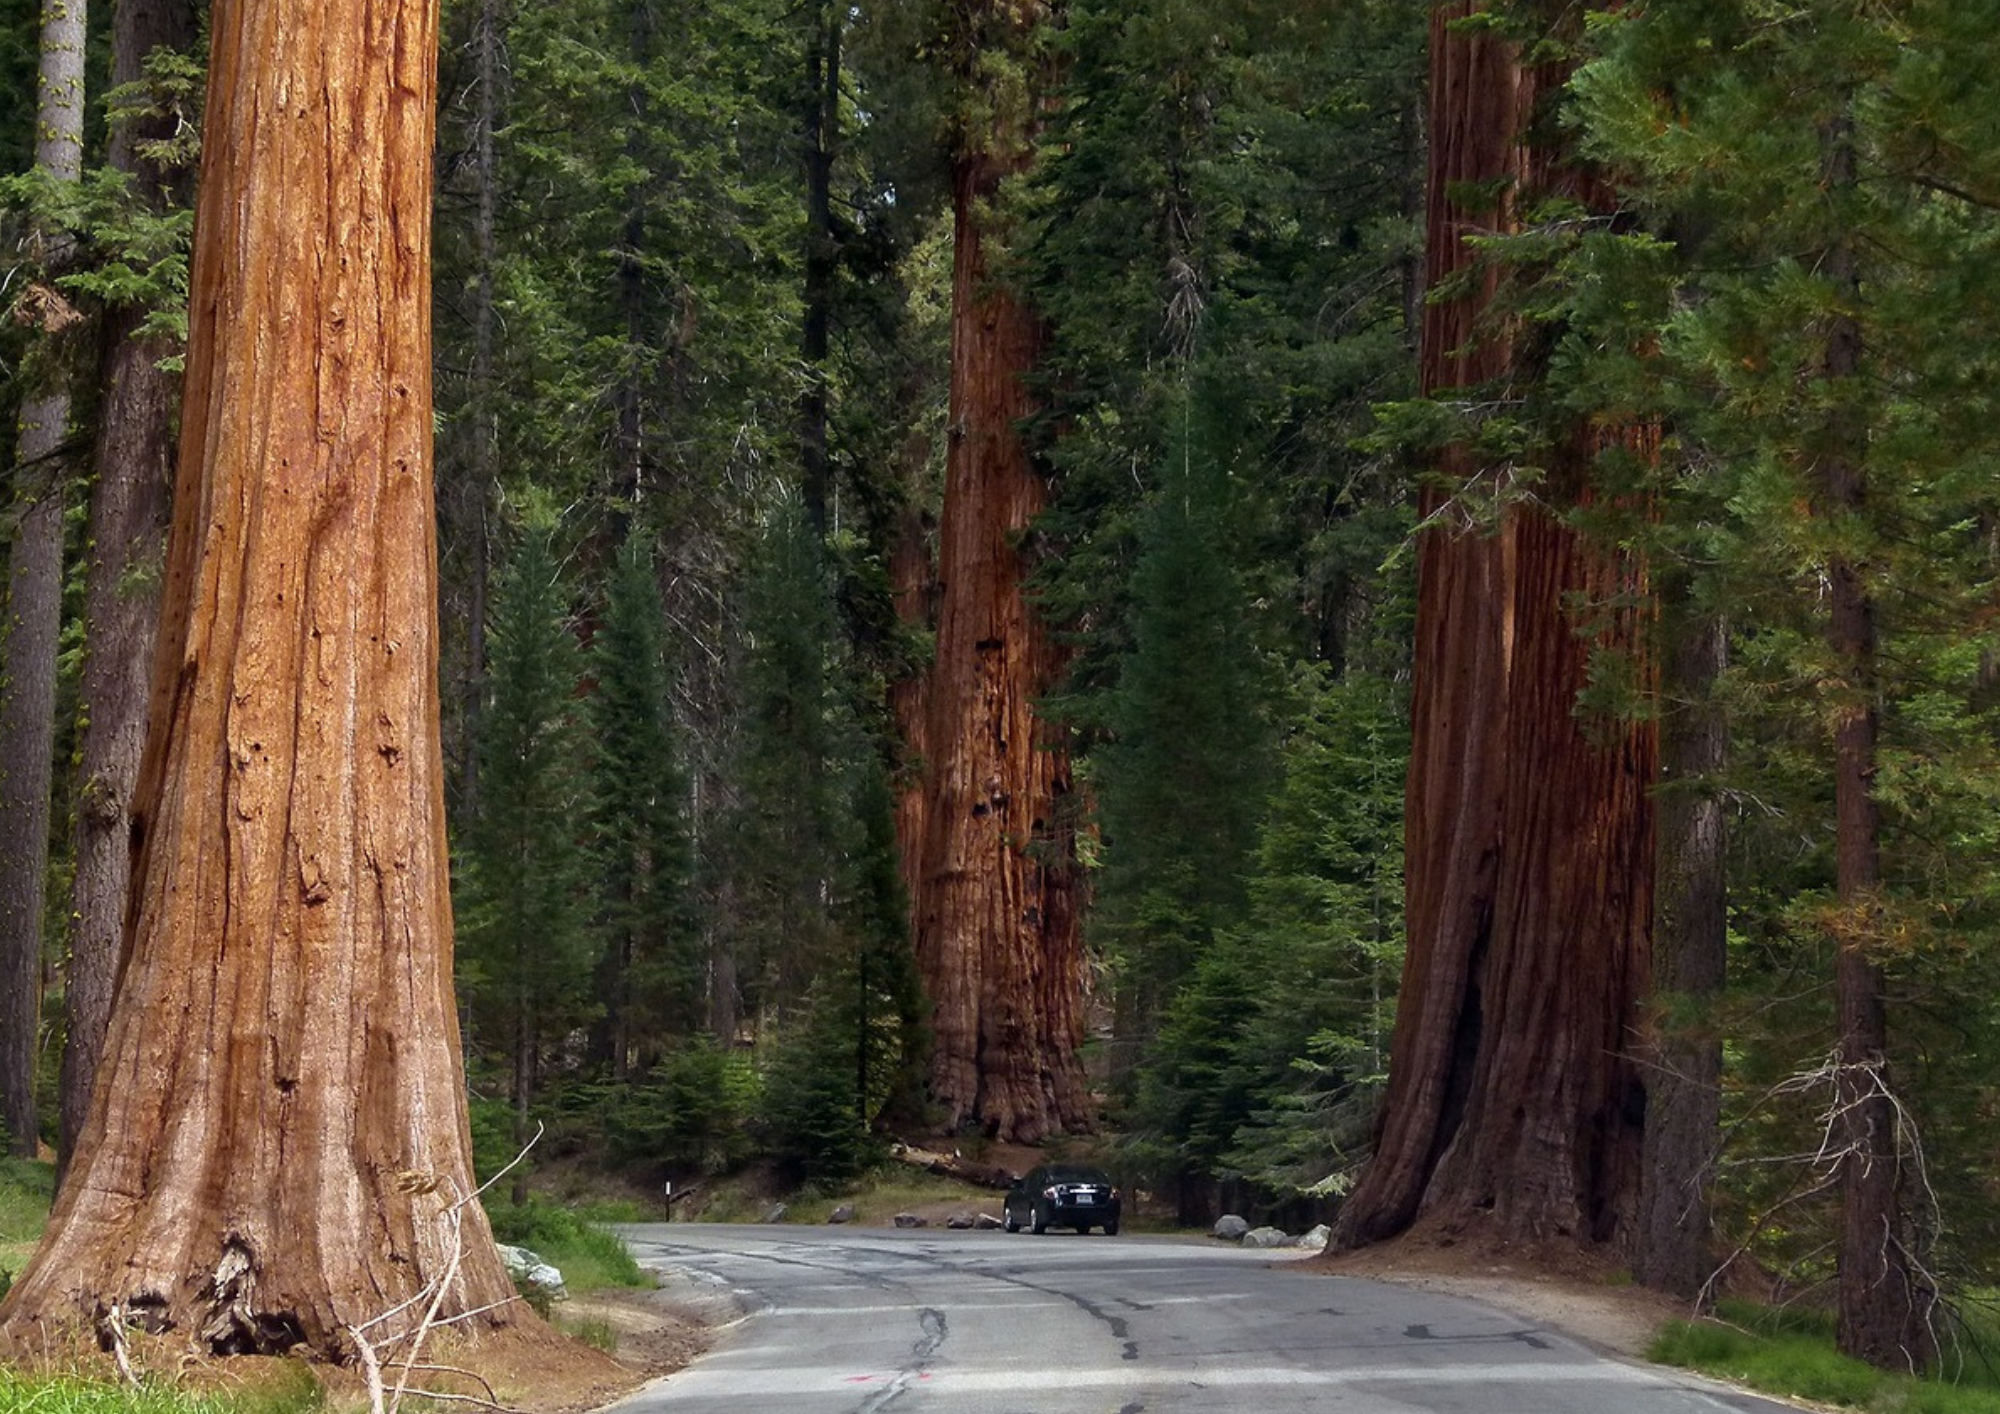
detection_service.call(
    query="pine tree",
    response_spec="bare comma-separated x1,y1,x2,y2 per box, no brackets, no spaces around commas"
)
457,522,598,1196
1,0,90,1162
588,532,697,1075
713,494,846,1033
1564,0,2000,1359
1129,668,1407,1215
1094,413,1277,1085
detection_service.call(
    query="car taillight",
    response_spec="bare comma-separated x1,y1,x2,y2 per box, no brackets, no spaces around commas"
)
1109,1187,1120,1201
1043,1186,1058,1199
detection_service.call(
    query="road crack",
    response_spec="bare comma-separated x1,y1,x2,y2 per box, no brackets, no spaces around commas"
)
854,1307,948,1414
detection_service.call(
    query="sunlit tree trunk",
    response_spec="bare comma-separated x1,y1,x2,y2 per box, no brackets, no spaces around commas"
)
0,0,527,1359
910,0,1091,1139
59,0,200,1184
1332,3,1654,1252
0,0,89,1163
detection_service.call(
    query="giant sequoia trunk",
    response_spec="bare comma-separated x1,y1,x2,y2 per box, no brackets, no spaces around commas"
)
0,0,527,1360
1,0,90,1162
60,0,200,1181
908,6,1092,1139
1331,4,1655,1252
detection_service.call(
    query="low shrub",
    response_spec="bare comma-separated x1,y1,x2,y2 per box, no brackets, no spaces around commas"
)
485,1199,647,1293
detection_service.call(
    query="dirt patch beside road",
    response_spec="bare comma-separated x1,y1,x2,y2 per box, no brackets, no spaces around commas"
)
1309,1227,1699,1360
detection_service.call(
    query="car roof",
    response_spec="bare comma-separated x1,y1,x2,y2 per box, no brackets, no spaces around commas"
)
1033,1164,1112,1182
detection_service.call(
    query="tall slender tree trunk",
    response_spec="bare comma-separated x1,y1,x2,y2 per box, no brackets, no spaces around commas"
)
1817,106,1933,1372
890,505,934,912
1634,584,1726,1298
59,0,201,1185
455,0,503,816
609,0,654,525
0,0,529,1358
910,1,1091,1139
1331,4,1654,1252
0,0,89,1162
798,0,838,535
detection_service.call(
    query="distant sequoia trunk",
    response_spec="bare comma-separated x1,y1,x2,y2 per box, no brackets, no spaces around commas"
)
904,0,1093,1141
0,0,532,1362
1331,2,1656,1253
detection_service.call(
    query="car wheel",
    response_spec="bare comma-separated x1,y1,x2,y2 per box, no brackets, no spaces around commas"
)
1003,1205,1018,1233
1030,1204,1047,1234
1103,1220,1120,1236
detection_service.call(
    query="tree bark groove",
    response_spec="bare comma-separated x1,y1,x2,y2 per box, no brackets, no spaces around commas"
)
60,0,201,1183
908,34,1092,1137
1332,3,1654,1253
1,0,92,1163
1,0,527,1360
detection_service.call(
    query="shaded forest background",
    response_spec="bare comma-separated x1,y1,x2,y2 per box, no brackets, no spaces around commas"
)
3,0,2000,1350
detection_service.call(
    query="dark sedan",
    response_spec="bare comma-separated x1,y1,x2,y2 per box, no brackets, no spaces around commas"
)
1003,1163,1122,1235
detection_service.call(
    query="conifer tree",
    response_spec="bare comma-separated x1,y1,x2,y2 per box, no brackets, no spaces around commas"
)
1094,414,1276,1084
714,494,846,1032
1565,0,2000,1359
1,0,89,1161
1130,669,1406,1215
588,533,697,1075
457,523,597,1194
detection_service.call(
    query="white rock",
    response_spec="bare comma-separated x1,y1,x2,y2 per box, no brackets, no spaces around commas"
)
495,1243,567,1301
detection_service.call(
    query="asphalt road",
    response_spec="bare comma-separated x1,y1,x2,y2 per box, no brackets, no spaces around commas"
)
608,1223,1798,1414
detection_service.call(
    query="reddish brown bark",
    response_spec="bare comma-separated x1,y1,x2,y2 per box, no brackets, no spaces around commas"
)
60,0,200,1183
907,17,1092,1139
1818,107,1933,1371
1331,4,1654,1252
0,0,529,1361
891,504,935,912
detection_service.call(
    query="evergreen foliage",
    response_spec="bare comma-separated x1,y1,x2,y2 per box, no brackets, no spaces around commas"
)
1093,419,1278,1075
1128,669,1406,1206
1554,0,2000,1297
587,532,699,1067
717,496,927,1176
714,494,848,1021
456,523,599,1132
21,0,2000,1319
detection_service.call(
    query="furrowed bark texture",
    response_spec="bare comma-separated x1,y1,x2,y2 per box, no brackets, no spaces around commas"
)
61,0,201,1182
1634,590,1726,1298
891,504,935,912
0,0,523,1359
1818,107,1933,1372
1331,4,1655,1252
1,0,90,1162
911,11,1092,1138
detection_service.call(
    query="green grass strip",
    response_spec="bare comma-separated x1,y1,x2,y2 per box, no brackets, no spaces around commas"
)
0,1367,321,1414
1651,1301,2000,1414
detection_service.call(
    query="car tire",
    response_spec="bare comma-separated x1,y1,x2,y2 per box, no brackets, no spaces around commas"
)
1103,1220,1120,1236
1003,1206,1018,1233
1030,1205,1047,1235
